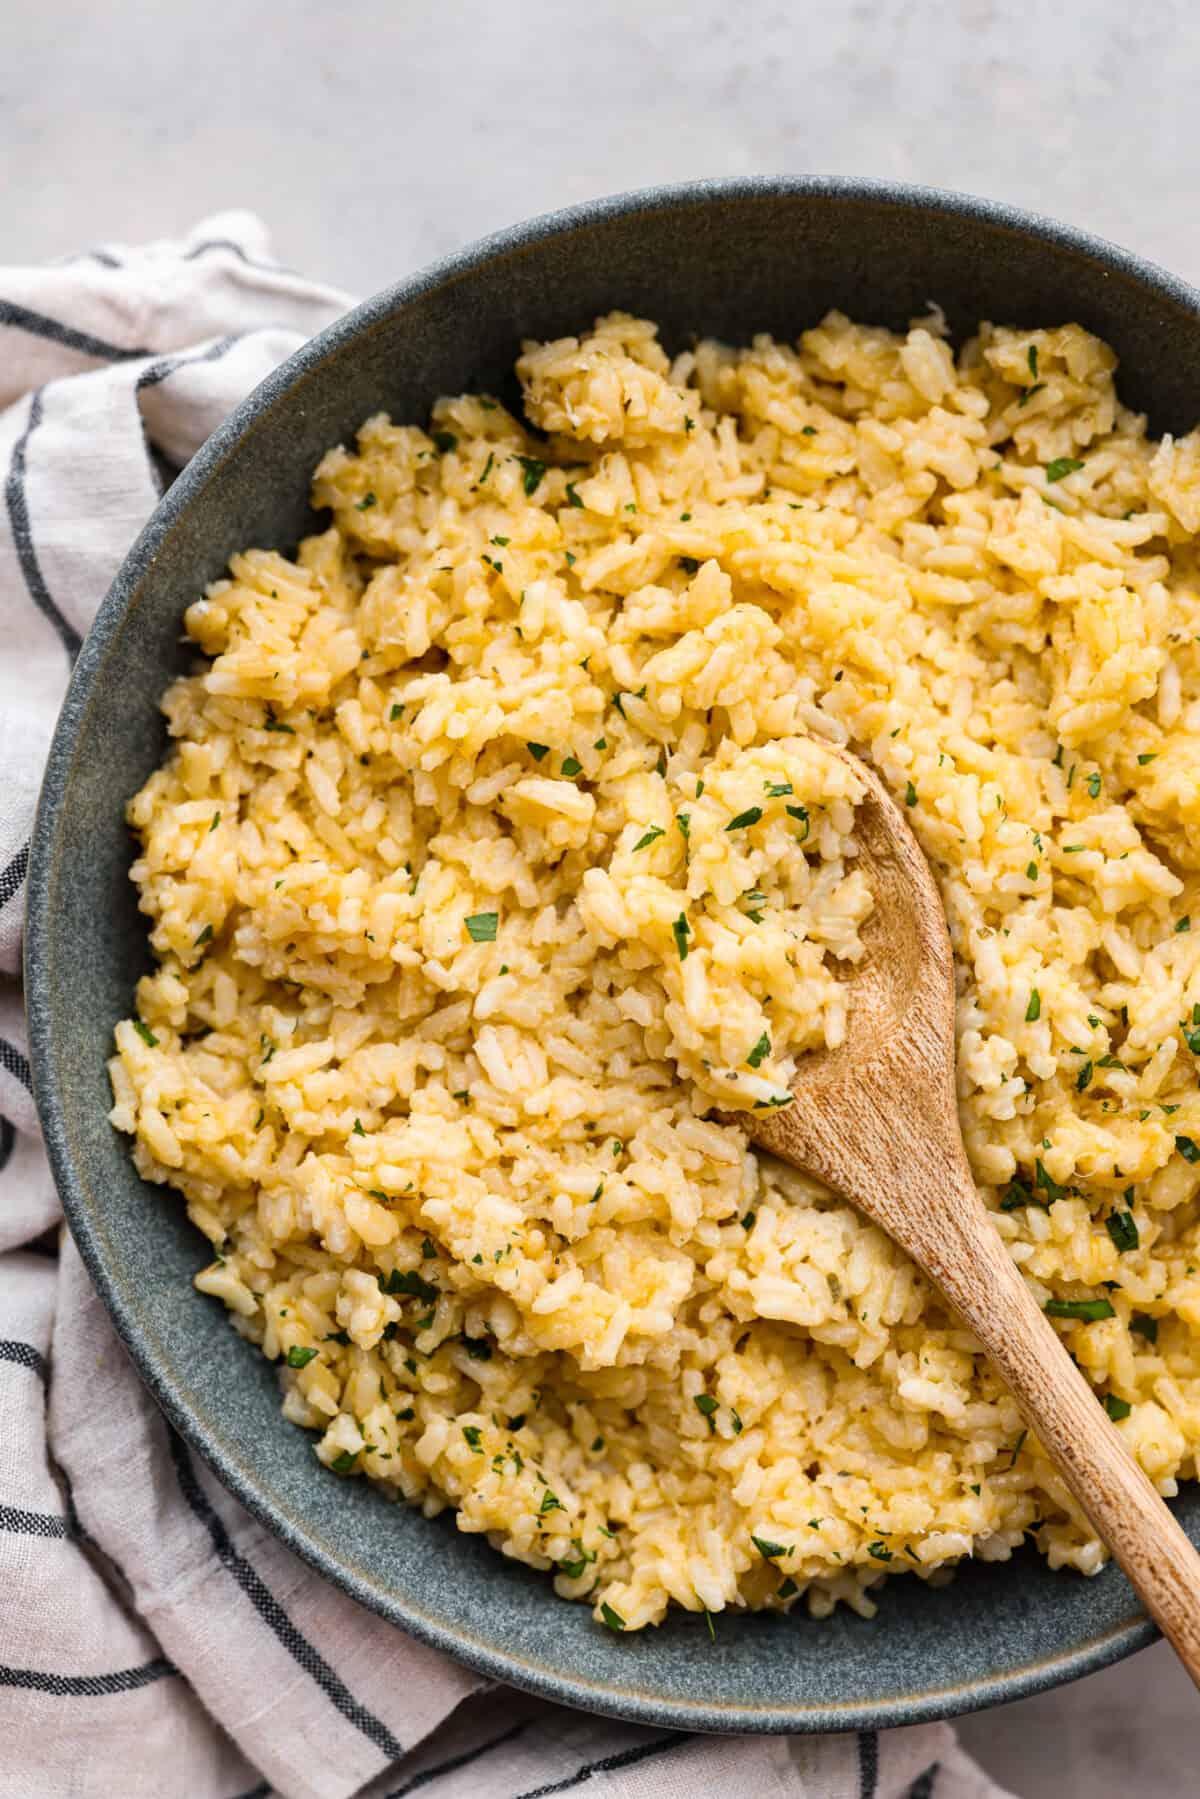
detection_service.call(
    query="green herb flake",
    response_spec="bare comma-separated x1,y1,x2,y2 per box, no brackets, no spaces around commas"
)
679,556,700,575
328,1450,358,1474
263,711,295,734
1138,752,1158,765
764,780,793,797
905,781,918,807
1131,1314,1159,1344
726,806,763,832
1045,1296,1116,1321
133,1019,159,1048
751,1535,791,1561
746,1032,771,1069
1076,1060,1094,1092
786,803,810,840
380,1268,438,1303
561,756,583,778
355,491,377,511
1176,917,1191,933
676,812,690,840
527,742,550,761
867,1541,893,1562
432,430,457,454
517,455,547,496
632,826,665,852
1046,456,1084,483
672,913,691,961
730,1408,744,1434
1025,990,1041,1022
1105,1393,1132,1421
465,1337,492,1362
539,1489,565,1515
465,912,498,943
600,1602,625,1631
194,924,213,948
1106,1210,1139,1252
462,1426,483,1449
1176,1136,1200,1163
565,481,583,508
286,1346,318,1369
1007,1429,1028,1468
694,1394,719,1432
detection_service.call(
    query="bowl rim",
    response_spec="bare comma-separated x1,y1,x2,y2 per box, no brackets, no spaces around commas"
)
28,172,1200,1734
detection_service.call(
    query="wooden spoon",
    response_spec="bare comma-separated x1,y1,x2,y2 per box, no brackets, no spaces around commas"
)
747,743,1200,1687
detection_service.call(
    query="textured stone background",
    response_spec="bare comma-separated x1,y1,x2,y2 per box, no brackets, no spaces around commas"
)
5,1,1198,1791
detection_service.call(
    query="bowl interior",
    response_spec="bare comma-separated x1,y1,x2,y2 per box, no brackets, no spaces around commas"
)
29,178,1200,1732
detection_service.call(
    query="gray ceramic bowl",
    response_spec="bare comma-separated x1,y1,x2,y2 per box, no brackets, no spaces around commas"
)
27,177,1200,1735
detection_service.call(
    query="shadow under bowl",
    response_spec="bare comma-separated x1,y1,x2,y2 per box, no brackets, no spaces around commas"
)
27,176,1200,1734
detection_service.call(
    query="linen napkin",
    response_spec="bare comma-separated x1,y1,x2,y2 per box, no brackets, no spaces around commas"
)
0,213,1015,1799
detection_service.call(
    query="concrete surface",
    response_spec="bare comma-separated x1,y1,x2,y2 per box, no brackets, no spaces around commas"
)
3,2,1197,1792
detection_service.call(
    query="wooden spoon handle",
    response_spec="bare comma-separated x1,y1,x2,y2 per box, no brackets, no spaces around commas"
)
914,1172,1200,1687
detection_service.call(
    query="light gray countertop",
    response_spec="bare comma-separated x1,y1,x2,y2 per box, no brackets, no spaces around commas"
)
5,2,1197,1791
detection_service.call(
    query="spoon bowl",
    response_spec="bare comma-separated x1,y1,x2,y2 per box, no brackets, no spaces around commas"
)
750,743,1200,1692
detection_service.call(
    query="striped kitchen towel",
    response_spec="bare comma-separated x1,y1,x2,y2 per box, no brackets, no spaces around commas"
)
0,214,1014,1799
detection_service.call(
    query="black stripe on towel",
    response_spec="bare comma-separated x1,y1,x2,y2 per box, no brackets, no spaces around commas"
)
858,1730,880,1799
0,1656,176,1697
228,1783,270,1799
0,1502,71,1539
0,1036,32,1091
182,239,284,274
136,332,243,393
0,1341,46,1381
387,1719,530,1796
169,1434,405,1763
0,1116,14,1175
0,297,149,361
5,391,82,658
514,1734,686,1799
0,841,29,911
905,1762,941,1799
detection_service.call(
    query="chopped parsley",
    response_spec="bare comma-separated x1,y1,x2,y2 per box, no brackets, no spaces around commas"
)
746,1032,771,1069
516,455,547,495
208,812,220,832
693,1394,719,1432
462,1426,483,1449
539,1489,564,1515
1105,1210,1139,1252
432,430,457,453
286,1346,318,1369
787,802,810,839
465,912,498,942
133,1019,158,1048
1026,861,1039,880
1076,1060,1094,1092
352,1118,365,1137
1176,1136,1200,1163
600,1602,626,1631
1138,752,1158,765
725,806,763,831
390,703,405,721
679,556,700,575
1176,917,1191,933
905,781,918,807
867,1542,893,1562
565,481,583,508
355,491,377,510
561,756,583,777
1131,1314,1159,1343
527,742,550,761
263,710,295,734
1045,1297,1115,1321
632,826,664,851
328,1450,358,1473
1025,990,1041,1022
672,913,691,961
464,1337,492,1362
1104,1393,1132,1421
751,1535,791,1561
764,780,793,797
379,1268,438,1303
676,812,690,840
194,924,213,948
1045,457,1084,483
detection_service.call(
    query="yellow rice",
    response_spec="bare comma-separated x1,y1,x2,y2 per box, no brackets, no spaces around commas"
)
109,308,1200,1630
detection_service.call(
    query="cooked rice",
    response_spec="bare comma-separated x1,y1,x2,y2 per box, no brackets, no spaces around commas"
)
109,308,1200,1630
